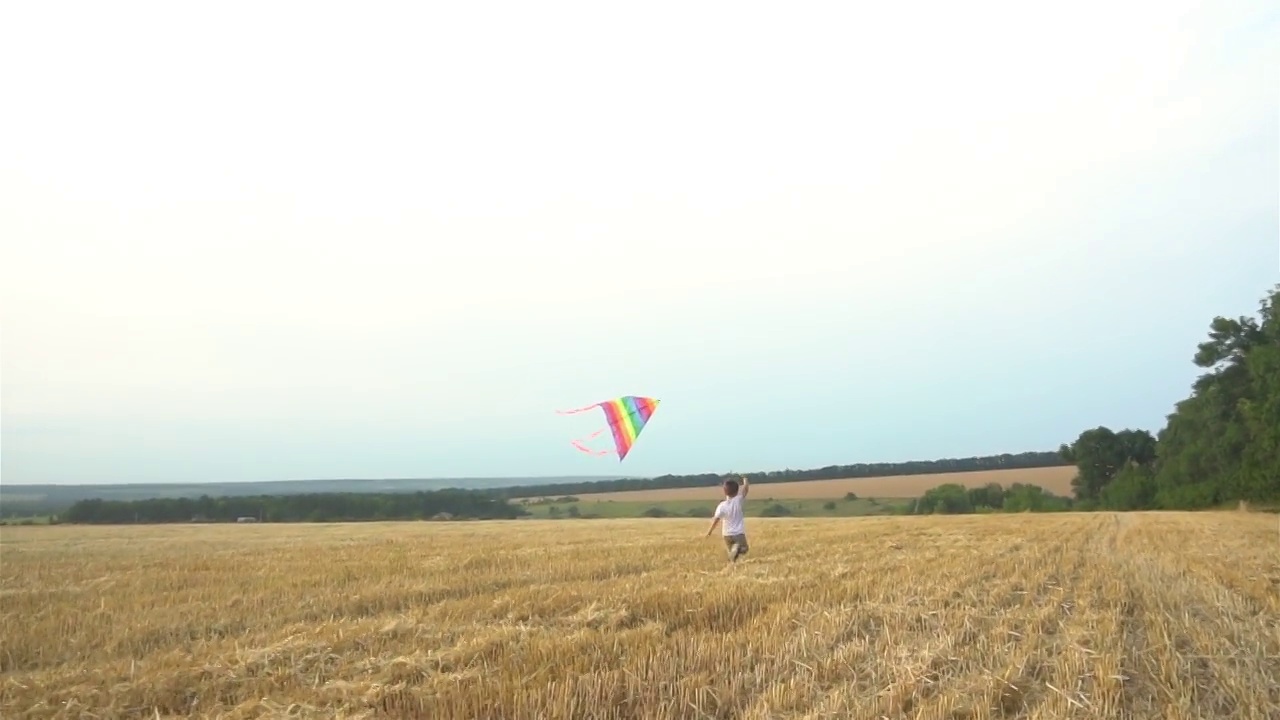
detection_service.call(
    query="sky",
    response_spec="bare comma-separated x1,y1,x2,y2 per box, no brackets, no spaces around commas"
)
2,1,1277,485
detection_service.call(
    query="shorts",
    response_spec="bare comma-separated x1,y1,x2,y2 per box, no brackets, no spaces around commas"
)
723,533,748,560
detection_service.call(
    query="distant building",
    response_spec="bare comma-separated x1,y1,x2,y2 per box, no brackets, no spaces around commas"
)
236,516,258,523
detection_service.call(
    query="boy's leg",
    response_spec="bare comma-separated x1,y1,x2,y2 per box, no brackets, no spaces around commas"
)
724,534,748,561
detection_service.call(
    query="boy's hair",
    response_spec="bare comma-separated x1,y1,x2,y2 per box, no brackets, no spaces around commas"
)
723,479,739,497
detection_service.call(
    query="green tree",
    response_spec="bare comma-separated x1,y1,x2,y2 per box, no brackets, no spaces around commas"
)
1061,426,1156,502
916,483,972,514
1239,344,1280,501
967,482,1004,510
1002,483,1070,512
1100,461,1157,510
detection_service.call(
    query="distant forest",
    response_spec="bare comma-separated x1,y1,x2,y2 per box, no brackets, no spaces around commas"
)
64,490,526,524
53,451,1065,524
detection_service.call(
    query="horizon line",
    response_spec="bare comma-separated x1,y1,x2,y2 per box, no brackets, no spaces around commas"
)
0,448,1069,489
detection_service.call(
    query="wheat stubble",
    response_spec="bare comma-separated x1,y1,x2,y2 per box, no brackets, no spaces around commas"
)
2,512,1277,719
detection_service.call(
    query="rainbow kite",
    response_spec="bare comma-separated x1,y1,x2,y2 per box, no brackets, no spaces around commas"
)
557,396,661,461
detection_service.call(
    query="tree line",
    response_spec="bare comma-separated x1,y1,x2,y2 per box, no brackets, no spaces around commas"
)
495,450,1068,499
1058,283,1279,511
63,490,527,524
909,481,1074,515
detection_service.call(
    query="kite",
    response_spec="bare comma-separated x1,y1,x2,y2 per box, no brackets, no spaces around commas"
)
556,396,660,461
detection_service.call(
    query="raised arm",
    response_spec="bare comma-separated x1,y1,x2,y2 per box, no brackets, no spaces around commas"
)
740,475,749,497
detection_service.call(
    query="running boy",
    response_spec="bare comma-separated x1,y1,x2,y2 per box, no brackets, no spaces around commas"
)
704,475,749,562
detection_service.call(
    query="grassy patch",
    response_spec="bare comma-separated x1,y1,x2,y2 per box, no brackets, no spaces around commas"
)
0,515,54,526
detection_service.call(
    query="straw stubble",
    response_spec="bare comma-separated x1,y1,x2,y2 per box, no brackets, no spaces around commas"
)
2,512,1277,719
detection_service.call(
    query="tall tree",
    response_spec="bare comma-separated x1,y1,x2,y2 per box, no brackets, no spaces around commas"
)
1237,287,1280,502
1154,284,1280,508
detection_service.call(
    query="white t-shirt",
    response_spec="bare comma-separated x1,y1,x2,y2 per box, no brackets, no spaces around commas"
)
714,495,746,536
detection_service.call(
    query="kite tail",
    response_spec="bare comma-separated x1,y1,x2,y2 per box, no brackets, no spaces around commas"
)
568,427,609,456
555,403,603,416
571,439,610,456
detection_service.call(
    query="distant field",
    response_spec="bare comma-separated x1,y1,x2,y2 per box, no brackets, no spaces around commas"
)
3,512,1277,718
517,496,913,519
537,465,1077,503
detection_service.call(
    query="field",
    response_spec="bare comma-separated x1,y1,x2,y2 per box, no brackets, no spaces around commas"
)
3,512,1278,719
537,466,1077,504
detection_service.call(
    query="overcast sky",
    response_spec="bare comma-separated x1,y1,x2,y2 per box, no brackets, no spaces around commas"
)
2,1,1277,485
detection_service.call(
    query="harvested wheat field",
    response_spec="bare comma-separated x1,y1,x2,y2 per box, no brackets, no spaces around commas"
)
2,512,1279,719
555,466,1078,503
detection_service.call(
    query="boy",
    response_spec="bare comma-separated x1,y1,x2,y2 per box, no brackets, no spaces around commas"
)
705,475,749,562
